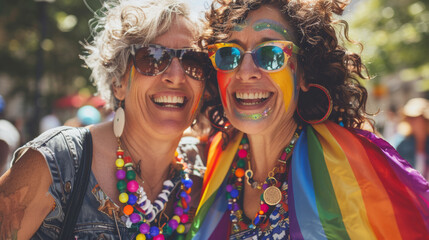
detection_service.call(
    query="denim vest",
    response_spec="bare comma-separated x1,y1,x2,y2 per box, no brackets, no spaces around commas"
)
13,127,205,239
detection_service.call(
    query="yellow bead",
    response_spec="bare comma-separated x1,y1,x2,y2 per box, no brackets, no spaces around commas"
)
119,193,129,203
172,215,181,223
116,158,124,168
136,233,146,240
176,224,185,234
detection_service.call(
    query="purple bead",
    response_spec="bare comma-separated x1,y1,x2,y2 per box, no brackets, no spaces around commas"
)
130,213,141,223
174,207,183,216
233,203,240,211
116,169,126,179
150,226,160,236
185,194,191,203
226,184,233,192
262,183,269,190
168,219,179,229
139,222,150,234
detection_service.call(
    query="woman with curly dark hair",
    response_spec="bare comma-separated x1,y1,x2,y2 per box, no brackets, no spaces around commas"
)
186,0,429,239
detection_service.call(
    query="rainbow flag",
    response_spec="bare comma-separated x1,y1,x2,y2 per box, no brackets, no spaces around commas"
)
186,121,429,239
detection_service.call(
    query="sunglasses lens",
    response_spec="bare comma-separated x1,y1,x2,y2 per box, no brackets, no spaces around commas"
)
255,45,285,71
134,46,170,75
215,47,241,71
181,51,208,81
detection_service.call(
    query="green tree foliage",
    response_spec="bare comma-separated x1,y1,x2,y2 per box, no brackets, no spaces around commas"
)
348,0,429,92
0,0,93,110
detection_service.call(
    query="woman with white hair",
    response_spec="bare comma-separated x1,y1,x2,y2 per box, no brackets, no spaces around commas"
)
0,0,210,239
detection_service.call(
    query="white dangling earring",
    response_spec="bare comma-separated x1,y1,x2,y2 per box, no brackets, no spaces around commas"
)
113,101,125,138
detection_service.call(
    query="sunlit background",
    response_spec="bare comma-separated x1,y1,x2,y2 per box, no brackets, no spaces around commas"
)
0,0,428,143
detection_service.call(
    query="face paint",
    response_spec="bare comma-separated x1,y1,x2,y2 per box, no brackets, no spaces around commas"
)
190,90,203,117
217,71,234,110
268,60,298,113
127,66,136,91
233,18,250,31
252,19,293,40
234,107,272,121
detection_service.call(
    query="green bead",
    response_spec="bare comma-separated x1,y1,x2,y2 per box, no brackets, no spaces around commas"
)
163,225,173,236
237,159,246,168
126,170,136,180
176,234,185,240
117,180,127,191
260,194,264,201
240,138,248,144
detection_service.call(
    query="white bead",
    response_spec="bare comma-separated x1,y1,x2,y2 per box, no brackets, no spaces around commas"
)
158,193,168,202
113,107,125,138
163,180,174,188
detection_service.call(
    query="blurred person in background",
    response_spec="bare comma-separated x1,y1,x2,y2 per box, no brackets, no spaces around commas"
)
0,94,20,175
64,105,102,127
0,0,211,239
394,98,429,179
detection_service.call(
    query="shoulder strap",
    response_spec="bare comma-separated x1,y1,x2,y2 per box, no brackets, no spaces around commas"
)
58,128,93,239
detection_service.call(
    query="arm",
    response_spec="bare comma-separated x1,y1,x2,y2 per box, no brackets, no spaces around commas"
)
0,149,54,240
0,140,9,176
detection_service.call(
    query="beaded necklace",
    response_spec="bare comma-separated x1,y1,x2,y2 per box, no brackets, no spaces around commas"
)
115,145,193,240
226,127,301,235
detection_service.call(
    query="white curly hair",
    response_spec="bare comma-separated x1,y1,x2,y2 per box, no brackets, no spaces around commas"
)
81,0,199,110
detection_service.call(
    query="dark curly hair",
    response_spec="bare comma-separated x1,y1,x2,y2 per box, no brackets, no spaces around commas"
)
199,0,371,143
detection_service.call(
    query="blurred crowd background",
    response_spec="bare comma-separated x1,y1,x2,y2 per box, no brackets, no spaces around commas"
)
0,0,428,175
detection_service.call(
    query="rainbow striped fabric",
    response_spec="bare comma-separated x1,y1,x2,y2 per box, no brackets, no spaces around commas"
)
186,121,429,239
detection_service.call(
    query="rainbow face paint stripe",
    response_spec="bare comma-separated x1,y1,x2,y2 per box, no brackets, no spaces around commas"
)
217,71,234,109
253,19,293,40
128,66,136,91
234,107,272,121
268,61,298,114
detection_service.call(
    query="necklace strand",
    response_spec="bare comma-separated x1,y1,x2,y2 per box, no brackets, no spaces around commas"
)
226,126,301,234
115,144,193,240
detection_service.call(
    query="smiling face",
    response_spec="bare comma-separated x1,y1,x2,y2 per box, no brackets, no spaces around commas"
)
217,6,300,135
115,16,204,139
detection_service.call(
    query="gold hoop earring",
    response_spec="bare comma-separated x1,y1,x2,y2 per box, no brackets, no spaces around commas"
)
296,84,333,125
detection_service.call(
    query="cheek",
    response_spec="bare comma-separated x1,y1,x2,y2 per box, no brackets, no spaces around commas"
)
268,62,298,113
217,71,234,110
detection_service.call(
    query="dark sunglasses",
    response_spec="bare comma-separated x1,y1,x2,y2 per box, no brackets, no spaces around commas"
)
130,44,209,81
207,40,300,72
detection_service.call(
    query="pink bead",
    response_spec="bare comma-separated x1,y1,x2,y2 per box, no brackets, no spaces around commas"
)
238,149,247,158
169,219,179,229
127,180,139,192
280,151,287,160
261,203,269,212
180,214,189,223
154,235,165,240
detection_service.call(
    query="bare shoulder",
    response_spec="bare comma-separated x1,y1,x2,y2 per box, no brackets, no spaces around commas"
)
0,148,54,239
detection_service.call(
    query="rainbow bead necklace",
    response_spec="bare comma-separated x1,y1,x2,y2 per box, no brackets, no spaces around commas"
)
226,127,301,234
115,146,192,240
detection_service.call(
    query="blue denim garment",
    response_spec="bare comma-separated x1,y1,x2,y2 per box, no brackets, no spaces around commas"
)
12,127,205,239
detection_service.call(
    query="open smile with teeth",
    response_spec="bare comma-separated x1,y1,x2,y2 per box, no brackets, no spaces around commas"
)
152,95,187,108
235,91,273,106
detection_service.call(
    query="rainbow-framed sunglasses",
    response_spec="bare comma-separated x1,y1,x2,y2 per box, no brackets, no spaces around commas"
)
207,40,300,72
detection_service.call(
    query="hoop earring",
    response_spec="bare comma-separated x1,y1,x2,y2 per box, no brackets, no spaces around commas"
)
296,84,333,125
113,100,125,138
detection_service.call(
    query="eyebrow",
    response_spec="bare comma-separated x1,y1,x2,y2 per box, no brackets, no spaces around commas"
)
252,19,293,41
227,37,282,49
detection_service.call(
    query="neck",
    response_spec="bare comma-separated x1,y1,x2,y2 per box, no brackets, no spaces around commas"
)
120,125,182,189
247,119,298,181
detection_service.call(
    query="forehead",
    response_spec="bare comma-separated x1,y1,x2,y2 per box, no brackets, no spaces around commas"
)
228,5,295,45
152,16,195,48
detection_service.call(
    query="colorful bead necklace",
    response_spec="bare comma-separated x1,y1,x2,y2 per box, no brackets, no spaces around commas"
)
226,127,301,234
115,146,193,240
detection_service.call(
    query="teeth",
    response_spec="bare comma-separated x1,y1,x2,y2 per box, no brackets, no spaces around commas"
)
154,96,185,104
236,92,270,100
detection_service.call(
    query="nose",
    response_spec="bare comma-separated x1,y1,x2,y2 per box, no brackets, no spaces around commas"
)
162,58,186,85
235,53,262,82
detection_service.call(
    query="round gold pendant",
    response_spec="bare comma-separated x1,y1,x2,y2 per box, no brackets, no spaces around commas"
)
263,186,282,206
